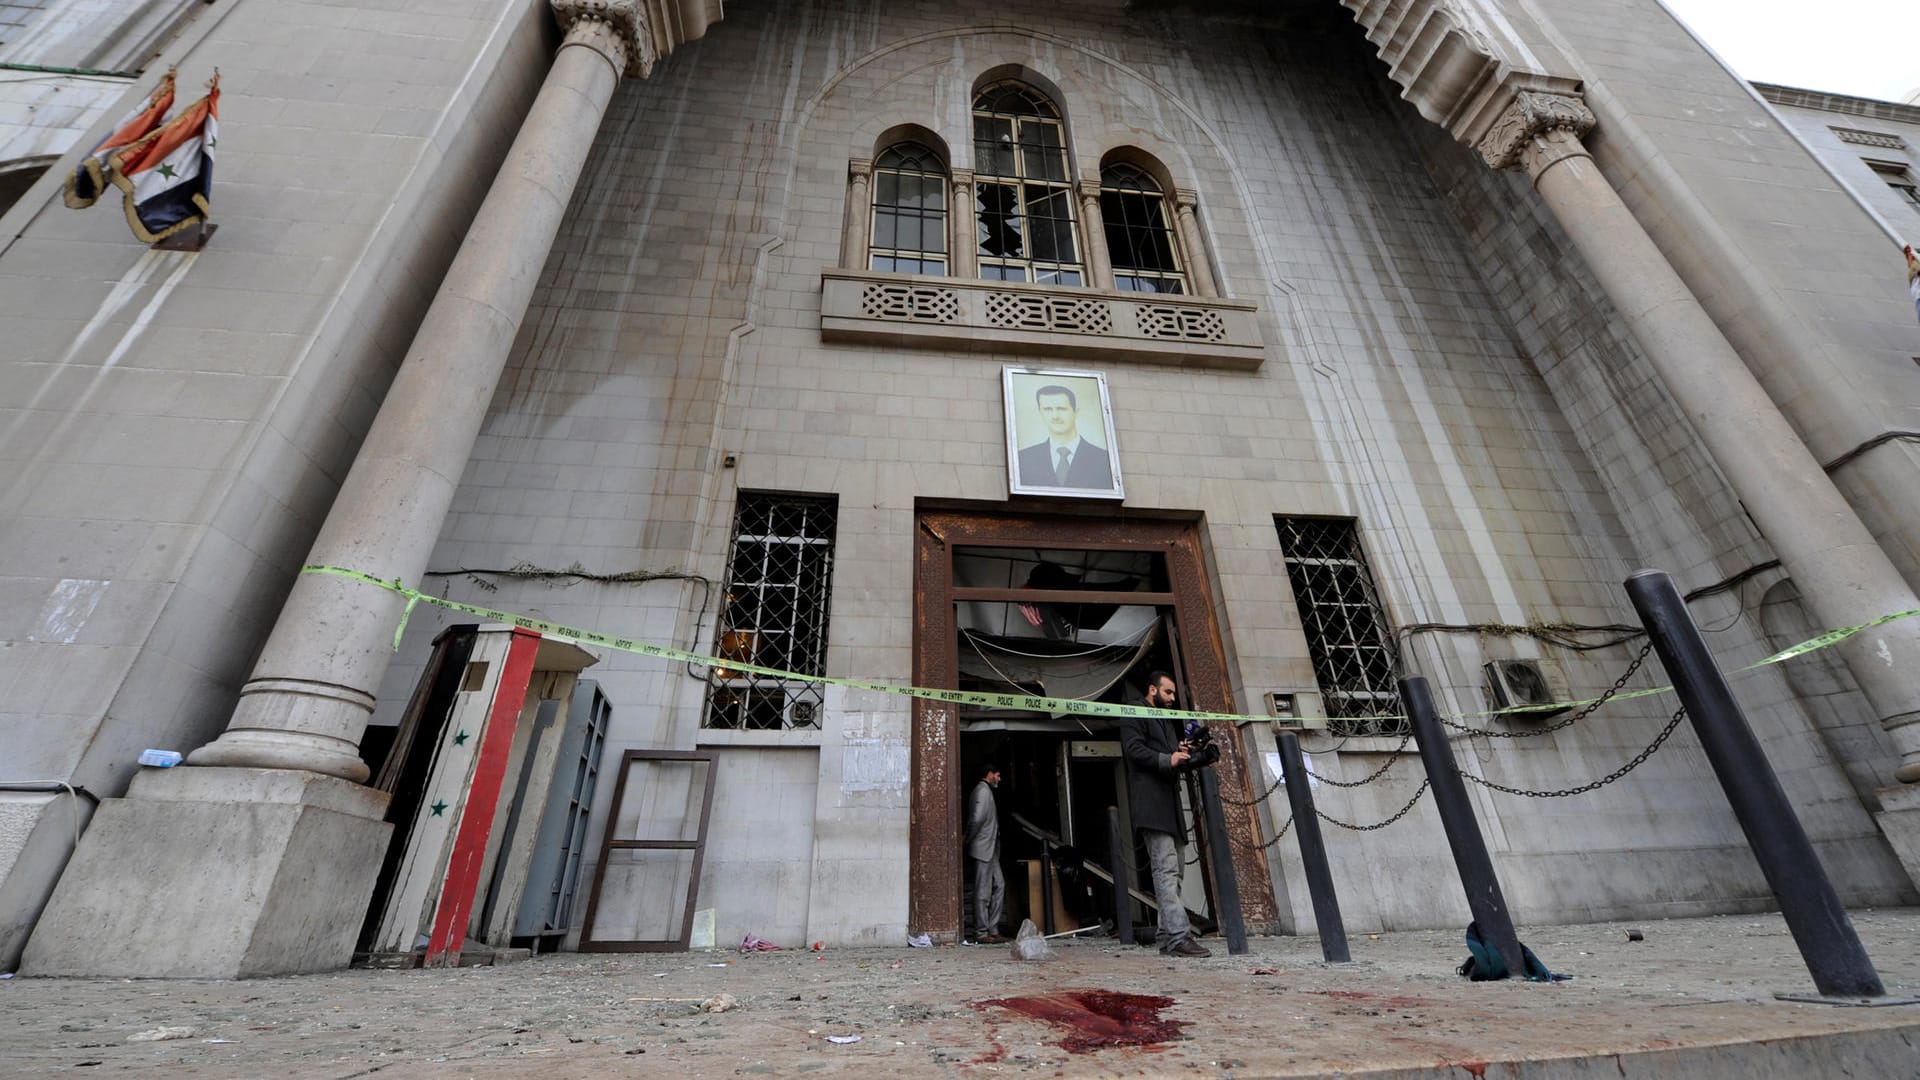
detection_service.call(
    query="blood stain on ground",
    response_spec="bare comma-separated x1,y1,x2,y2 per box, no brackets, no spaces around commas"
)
976,990,1187,1053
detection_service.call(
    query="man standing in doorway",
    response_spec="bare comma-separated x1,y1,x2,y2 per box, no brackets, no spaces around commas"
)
1121,670,1216,957
967,763,1006,944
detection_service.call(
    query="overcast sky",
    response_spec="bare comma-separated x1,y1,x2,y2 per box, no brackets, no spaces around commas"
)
1658,0,1920,102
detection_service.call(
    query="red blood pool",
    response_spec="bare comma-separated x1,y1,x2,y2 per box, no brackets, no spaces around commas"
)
978,990,1186,1053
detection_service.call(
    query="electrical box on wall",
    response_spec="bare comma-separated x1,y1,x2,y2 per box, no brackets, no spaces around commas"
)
1266,692,1328,731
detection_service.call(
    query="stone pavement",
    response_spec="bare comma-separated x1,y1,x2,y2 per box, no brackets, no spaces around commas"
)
4,909,1918,1078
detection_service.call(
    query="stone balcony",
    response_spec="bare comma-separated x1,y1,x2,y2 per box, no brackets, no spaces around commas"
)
820,268,1266,369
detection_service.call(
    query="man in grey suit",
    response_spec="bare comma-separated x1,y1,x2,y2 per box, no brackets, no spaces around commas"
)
1016,384,1113,490
966,763,1005,944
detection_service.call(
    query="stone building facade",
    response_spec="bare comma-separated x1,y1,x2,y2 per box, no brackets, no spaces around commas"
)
4,0,1920,976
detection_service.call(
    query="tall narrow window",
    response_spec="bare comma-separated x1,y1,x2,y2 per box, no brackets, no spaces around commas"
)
972,83,1082,286
704,494,839,730
1100,163,1186,294
1275,517,1405,737
870,142,948,275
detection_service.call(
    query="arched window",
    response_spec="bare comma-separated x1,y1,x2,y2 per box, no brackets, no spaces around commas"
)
972,83,1082,285
1099,163,1185,294
869,142,948,275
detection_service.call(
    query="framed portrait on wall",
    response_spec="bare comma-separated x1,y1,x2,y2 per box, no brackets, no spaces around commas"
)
1003,366,1125,500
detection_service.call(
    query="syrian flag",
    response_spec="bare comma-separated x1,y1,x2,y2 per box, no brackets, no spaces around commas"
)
64,69,175,209
109,76,218,244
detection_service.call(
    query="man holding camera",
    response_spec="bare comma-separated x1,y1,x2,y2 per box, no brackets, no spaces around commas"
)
1120,670,1218,958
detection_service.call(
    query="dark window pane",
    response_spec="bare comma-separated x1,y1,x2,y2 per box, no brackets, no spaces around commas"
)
873,210,898,249
875,170,899,207
977,183,1023,257
923,213,947,254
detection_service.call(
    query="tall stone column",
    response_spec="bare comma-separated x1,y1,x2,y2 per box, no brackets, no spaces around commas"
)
190,3,646,782
842,158,871,268
24,1,681,979
1076,179,1114,289
949,167,977,277
1486,92,1920,783
1172,188,1216,297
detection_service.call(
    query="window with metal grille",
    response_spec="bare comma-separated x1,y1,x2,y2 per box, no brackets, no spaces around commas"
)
1100,163,1186,295
704,494,838,730
1275,517,1405,736
973,82,1083,286
870,142,948,275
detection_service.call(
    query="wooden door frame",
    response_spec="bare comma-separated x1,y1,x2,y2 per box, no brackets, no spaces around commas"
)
908,509,1277,938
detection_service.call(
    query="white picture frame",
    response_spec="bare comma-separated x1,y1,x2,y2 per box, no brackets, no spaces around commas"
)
1003,366,1125,500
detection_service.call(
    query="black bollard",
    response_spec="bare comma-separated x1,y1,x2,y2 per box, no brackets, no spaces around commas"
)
1278,731,1350,962
1199,769,1250,955
1108,805,1134,945
1626,569,1886,999
1404,675,1528,980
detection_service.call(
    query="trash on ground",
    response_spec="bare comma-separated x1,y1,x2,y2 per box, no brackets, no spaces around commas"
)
706,962,728,968
824,1034,861,1044
740,933,780,953
128,1026,197,1042
1011,919,1055,961
1625,929,1645,942
907,933,932,948
1249,967,1285,976
699,994,737,1013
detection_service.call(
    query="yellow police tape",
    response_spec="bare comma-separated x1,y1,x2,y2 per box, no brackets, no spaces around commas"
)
301,564,1920,727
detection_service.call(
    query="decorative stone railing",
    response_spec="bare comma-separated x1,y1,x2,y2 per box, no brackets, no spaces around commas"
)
819,269,1265,369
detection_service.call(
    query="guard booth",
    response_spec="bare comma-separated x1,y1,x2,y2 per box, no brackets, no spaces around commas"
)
356,624,605,967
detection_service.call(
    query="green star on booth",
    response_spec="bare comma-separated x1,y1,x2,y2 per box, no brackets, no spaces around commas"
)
428,800,448,817
453,730,469,746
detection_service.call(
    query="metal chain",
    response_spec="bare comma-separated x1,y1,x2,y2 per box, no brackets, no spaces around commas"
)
1455,705,1688,798
1439,642,1653,739
1257,814,1295,849
1218,773,1284,807
1313,778,1431,831
1303,733,1413,788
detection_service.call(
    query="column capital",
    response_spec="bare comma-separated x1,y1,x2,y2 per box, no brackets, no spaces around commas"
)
950,166,974,185
1172,187,1199,213
552,0,652,77
1476,89,1596,171
848,157,873,182
1076,178,1104,203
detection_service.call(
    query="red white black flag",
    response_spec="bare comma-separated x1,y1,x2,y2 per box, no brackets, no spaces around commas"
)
64,69,175,209
109,75,219,244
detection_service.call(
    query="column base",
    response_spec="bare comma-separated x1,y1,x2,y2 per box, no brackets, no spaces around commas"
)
22,767,390,978
1872,783,1920,894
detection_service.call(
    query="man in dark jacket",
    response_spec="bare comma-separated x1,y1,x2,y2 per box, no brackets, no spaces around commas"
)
1120,670,1217,957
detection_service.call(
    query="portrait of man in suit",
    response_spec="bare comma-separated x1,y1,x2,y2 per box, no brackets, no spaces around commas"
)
1004,368,1124,499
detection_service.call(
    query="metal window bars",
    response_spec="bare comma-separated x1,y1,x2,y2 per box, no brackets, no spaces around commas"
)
1276,517,1407,737
703,493,838,730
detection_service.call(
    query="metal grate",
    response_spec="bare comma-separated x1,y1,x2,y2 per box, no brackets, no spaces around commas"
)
1275,517,1405,736
704,493,838,730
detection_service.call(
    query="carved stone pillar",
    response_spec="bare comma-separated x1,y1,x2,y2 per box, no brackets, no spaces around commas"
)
1076,178,1113,289
843,158,871,269
1171,188,1215,297
948,167,976,277
1484,90,1920,783
190,2,646,781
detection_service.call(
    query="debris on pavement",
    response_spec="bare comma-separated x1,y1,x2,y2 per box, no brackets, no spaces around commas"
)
699,993,737,1013
127,1026,197,1042
824,1034,861,1044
